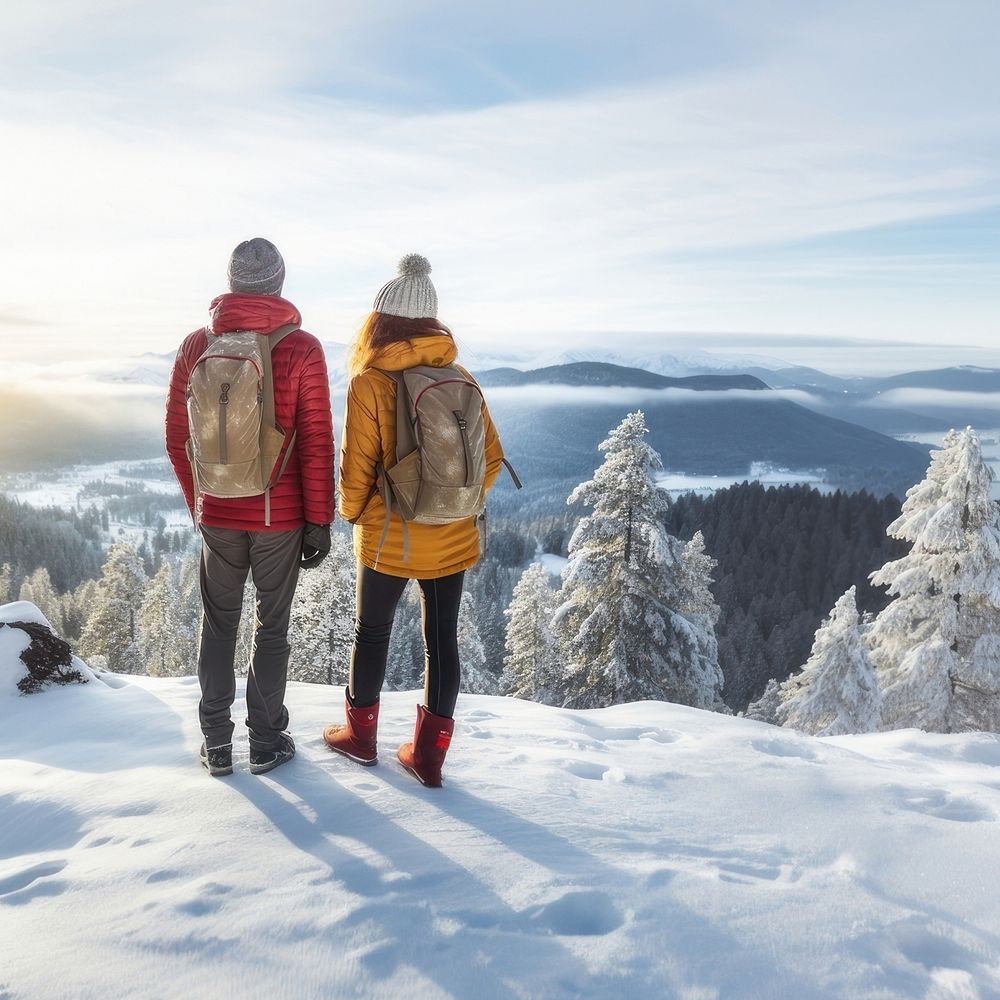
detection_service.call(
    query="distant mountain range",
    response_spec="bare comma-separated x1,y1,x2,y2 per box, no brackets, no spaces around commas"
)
749,365,1000,434
469,362,931,509
462,346,790,377
12,346,997,497
476,362,768,391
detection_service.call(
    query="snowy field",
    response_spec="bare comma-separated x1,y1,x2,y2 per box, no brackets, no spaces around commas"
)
3,660,1000,997
0,458,183,515
0,458,190,544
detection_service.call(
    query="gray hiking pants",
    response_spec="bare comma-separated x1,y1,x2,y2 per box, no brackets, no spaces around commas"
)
198,525,304,747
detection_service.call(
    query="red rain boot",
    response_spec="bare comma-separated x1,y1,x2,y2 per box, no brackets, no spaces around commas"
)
397,704,454,788
323,689,379,766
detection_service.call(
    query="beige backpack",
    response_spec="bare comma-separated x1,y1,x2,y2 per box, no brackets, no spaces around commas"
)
375,364,521,562
185,324,298,525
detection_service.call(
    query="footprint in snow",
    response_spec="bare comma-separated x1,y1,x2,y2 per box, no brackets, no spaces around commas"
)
853,915,998,993
176,897,224,917
715,859,784,884
957,739,1000,767
146,868,181,884
0,860,68,904
527,890,624,936
888,786,994,823
639,729,682,744
564,761,627,783
564,761,609,781
751,737,818,761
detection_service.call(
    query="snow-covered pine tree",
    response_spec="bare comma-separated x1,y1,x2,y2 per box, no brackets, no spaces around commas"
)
78,542,147,674
62,578,99,642
552,410,724,709
0,563,13,604
868,428,1000,732
675,531,727,712
948,431,1000,732
234,581,259,678
174,548,203,675
137,562,189,676
288,533,355,686
385,583,424,692
676,532,720,626
744,677,782,725
458,590,498,695
501,562,560,702
17,567,63,634
777,586,881,735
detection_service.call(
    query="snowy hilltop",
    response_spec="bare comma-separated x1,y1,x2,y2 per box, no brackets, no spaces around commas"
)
2,618,1000,1000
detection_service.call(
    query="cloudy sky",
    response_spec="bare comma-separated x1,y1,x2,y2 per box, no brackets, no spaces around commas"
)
2,0,998,372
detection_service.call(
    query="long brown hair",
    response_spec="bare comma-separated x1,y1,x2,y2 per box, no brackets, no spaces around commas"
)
347,311,453,378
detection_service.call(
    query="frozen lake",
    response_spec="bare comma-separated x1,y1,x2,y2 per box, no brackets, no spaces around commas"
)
656,463,834,497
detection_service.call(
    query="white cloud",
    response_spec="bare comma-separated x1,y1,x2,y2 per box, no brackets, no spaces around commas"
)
874,389,1000,411
0,1,998,362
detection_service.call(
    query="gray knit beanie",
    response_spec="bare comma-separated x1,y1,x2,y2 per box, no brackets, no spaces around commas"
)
227,237,286,296
372,253,438,319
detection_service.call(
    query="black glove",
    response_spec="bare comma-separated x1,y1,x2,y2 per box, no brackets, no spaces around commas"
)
301,523,332,569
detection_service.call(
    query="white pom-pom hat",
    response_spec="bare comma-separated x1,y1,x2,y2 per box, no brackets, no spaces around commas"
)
372,253,438,319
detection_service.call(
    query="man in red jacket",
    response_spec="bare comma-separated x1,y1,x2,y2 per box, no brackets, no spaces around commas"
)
166,238,335,777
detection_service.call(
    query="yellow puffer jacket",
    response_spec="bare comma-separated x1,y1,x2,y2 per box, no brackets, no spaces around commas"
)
338,333,505,579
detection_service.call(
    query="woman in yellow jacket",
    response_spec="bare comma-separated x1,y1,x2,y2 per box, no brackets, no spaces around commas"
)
323,254,504,786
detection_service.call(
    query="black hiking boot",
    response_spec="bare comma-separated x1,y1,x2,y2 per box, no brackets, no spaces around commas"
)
199,742,233,777
248,732,296,775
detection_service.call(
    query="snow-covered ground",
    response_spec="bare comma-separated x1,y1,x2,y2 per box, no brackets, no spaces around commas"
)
3,639,1000,998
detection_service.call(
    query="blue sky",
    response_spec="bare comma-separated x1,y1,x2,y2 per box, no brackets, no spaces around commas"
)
1,0,998,372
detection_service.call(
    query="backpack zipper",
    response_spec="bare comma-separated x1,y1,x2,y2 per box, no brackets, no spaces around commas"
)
453,410,473,486
219,382,230,464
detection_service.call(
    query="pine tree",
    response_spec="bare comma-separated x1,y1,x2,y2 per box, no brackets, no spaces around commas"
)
676,532,720,625
385,583,425,692
458,590,497,695
0,563,13,604
552,411,724,709
18,567,63,634
501,562,560,702
138,562,187,676
175,548,203,675
288,533,355,686
744,678,782,725
78,543,147,674
62,578,99,642
777,587,881,735
675,531,727,711
868,428,1000,732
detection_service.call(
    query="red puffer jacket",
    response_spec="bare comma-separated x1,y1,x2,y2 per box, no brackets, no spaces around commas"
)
165,293,335,532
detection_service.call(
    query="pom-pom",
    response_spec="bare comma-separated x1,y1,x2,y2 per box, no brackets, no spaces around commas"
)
398,253,432,278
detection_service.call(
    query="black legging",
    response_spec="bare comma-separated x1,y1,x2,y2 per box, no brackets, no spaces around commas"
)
349,565,465,718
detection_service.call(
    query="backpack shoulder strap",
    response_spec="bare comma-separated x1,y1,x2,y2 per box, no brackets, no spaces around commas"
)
374,368,416,464
259,324,300,430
